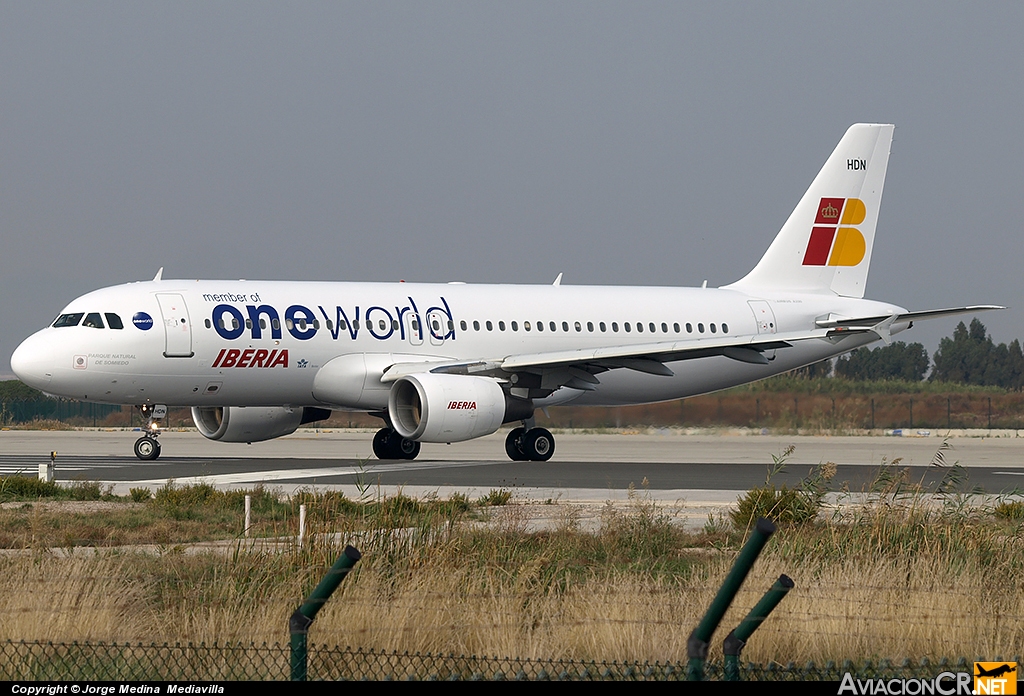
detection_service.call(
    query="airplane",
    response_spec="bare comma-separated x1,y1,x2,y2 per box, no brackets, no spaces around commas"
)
10,123,1001,462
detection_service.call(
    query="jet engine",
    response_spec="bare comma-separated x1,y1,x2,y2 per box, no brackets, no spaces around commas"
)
191,406,331,443
388,373,531,443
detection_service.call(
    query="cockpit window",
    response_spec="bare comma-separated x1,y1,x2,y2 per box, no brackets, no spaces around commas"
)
105,313,124,329
82,313,105,329
53,313,84,328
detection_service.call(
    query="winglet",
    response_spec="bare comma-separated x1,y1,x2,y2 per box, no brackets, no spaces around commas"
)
553,273,563,286
153,267,164,282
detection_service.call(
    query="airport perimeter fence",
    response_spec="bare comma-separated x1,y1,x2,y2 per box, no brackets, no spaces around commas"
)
1,640,1016,681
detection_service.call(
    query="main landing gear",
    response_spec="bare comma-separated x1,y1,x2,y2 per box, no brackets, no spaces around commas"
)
372,427,421,460
505,425,555,462
133,404,167,461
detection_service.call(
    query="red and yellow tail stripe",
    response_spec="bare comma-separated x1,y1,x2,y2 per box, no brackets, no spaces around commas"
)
802,197,867,266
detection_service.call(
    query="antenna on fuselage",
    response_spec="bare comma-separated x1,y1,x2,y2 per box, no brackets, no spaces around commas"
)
153,267,164,282
552,273,563,286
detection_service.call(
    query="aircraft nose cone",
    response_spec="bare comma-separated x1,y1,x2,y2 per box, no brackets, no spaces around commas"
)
10,332,54,390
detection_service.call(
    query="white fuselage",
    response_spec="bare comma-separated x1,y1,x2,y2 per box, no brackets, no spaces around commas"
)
11,279,904,409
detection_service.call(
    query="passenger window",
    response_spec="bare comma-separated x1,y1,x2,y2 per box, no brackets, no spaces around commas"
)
624,323,631,333
448,320,454,331
698,323,705,333
524,321,531,331
673,323,680,333
245,319,253,329
83,313,104,329
431,319,439,331
649,323,656,333
561,321,569,332
272,319,281,331
326,320,333,331
599,322,606,332
473,320,480,331
205,319,212,329
710,323,717,333
549,322,556,332
260,319,267,330
367,319,373,329
536,321,543,332
460,320,467,331
511,321,518,332
314,320,321,330
686,323,693,333
105,313,124,330
612,322,618,332
53,313,84,328
498,321,506,331
486,320,493,331
574,321,582,332
722,323,729,333
410,320,416,332
661,323,668,333
636,323,642,333
587,322,594,332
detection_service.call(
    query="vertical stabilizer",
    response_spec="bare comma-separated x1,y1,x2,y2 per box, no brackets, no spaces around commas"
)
725,124,894,298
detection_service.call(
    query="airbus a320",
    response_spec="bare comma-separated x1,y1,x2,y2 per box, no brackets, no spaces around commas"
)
11,124,1000,461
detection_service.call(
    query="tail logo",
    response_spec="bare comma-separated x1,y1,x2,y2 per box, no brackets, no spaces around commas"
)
802,197,866,266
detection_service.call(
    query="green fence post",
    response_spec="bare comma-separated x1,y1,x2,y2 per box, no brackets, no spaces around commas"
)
687,517,776,681
290,545,362,681
723,574,794,680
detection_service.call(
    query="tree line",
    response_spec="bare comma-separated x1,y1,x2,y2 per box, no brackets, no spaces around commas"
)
798,319,1024,389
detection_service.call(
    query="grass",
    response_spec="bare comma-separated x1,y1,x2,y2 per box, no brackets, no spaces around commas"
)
0,471,1021,664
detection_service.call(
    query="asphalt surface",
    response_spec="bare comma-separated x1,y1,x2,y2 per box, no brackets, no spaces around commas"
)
1,429,1022,496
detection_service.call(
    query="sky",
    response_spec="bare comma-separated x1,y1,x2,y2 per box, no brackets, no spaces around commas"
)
1,2,1021,377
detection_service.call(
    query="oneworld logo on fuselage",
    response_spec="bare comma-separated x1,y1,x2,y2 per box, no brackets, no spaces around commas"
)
206,294,456,343
133,312,154,330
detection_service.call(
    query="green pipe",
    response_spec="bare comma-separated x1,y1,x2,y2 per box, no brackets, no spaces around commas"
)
687,517,776,681
723,574,795,681
290,545,362,681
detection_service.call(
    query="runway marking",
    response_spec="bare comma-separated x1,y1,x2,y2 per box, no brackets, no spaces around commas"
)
128,459,500,486
994,471,1024,476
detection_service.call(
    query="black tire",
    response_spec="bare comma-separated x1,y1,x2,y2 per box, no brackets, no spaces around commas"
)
505,427,527,461
134,436,161,461
397,437,420,460
522,428,555,461
372,428,395,460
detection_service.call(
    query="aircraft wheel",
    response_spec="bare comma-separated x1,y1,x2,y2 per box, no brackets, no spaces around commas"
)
505,427,527,461
372,428,396,460
134,436,161,461
522,428,555,462
396,437,420,460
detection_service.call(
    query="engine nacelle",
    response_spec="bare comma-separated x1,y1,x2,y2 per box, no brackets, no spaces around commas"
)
388,373,516,443
192,406,331,443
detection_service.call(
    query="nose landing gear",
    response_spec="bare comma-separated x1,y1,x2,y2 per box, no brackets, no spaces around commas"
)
134,404,166,461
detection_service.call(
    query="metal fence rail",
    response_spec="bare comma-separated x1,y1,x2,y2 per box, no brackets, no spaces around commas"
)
1,641,1017,681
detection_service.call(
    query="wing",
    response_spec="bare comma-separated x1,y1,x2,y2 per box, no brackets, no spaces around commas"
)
380,304,1005,394
381,328,834,392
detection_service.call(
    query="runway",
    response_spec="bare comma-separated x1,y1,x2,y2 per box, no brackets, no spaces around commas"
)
2,430,1022,501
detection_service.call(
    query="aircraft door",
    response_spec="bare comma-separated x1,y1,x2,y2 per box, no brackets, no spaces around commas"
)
427,310,447,346
156,293,194,357
405,312,424,346
748,300,777,335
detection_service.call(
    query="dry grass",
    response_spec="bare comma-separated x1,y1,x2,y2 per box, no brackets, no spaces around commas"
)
1,484,1022,665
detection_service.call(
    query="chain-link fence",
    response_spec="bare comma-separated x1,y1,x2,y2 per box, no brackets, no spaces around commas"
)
1,641,1017,681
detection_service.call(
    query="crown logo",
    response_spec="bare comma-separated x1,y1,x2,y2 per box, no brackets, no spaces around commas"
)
820,202,839,219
